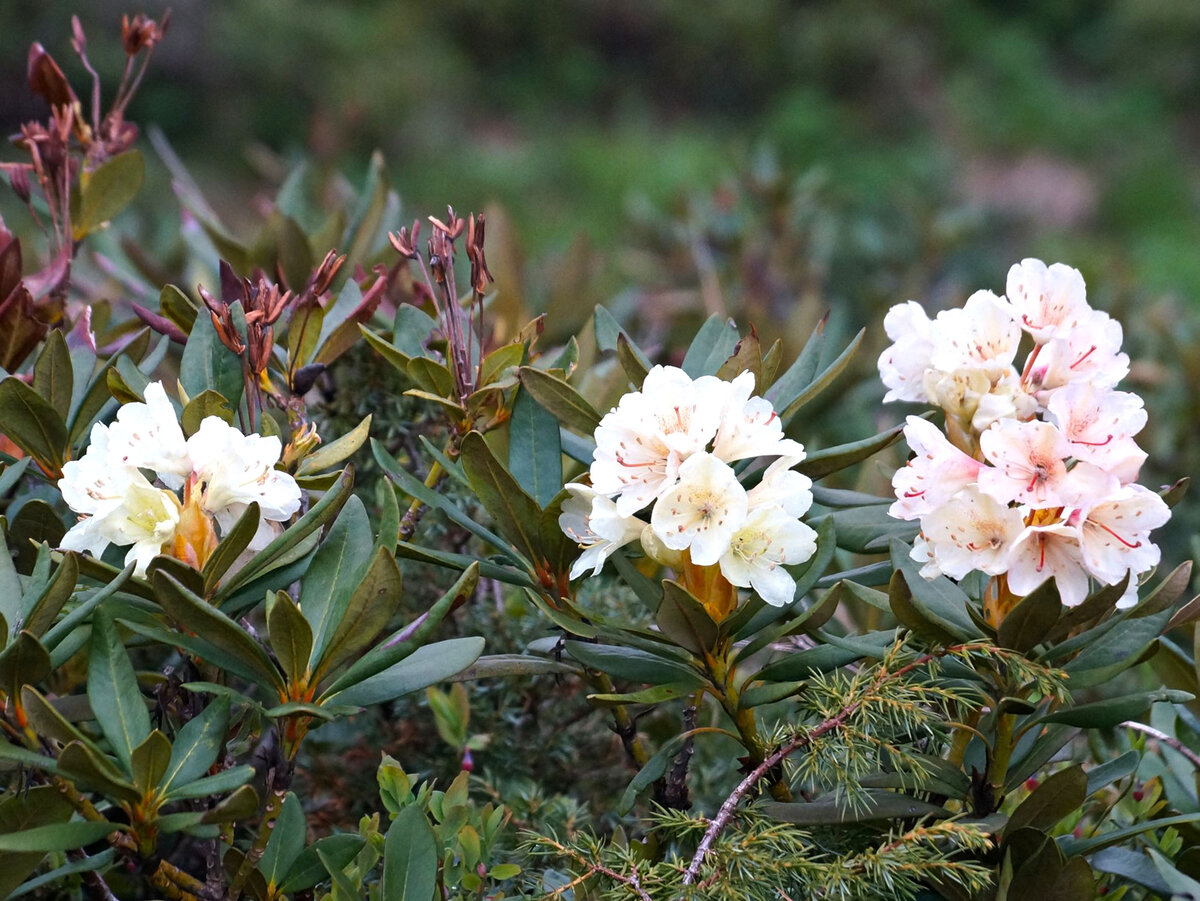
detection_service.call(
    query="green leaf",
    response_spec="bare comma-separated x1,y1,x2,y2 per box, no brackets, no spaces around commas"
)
201,502,261,596
0,377,67,474
778,329,864,424
20,686,88,746
797,421,905,481
460,430,550,566
321,563,479,697
279,834,366,893
41,562,134,653
0,519,22,633
754,633,895,682
130,729,171,793
87,610,150,772
888,570,964,647
1037,689,1193,729
179,308,244,413
564,641,703,687
1085,749,1140,797
760,790,947,824
300,495,373,667
7,848,116,899
57,740,140,804
152,571,284,694
171,765,256,802
313,546,403,681
75,149,144,236
890,539,980,641
382,804,438,901
1090,847,1173,897
326,637,485,708
588,681,699,705
681,314,740,377
739,680,805,708
260,793,306,891
296,414,372,476
32,329,72,419
0,820,119,853
0,784,76,898
1131,560,1193,619
219,467,354,599
180,389,234,437
765,315,827,410
1005,765,1086,837
161,696,231,795
341,150,389,283
518,366,602,435
23,551,77,638
616,333,651,385
268,590,314,687
656,581,718,655
449,653,579,681
0,630,51,698
998,580,1061,651
509,385,564,507
1058,813,1200,857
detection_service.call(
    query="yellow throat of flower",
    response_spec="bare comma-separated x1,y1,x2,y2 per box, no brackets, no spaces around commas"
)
169,475,219,570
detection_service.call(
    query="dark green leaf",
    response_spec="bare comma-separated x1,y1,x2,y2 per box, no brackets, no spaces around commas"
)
510,384,563,507
1090,847,1173,896
179,310,243,413
171,765,256,802
1037,689,1193,729
327,637,485,708
201,502,261,596
57,740,140,804
86,611,150,772
998,580,1061,651
656,581,718,655
130,729,171,793
1086,750,1140,797
0,377,67,474
796,421,906,482
23,552,77,638
279,834,366,893
588,682,699,705
0,631,51,698
449,653,578,681
460,430,551,565
778,329,864,424
1131,561,1193,618
1006,765,1086,836
1060,813,1200,857
564,641,703,687
890,539,980,641
32,329,72,419
0,783,75,898
382,804,438,901
301,495,373,667
0,821,119,853
162,696,231,795
180,389,233,437
681,314,740,377
765,314,827,410
260,793,306,891
296,414,372,476
314,546,403,681
268,590,314,687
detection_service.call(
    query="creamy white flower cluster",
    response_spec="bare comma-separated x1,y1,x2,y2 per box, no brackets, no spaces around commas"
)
58,382,301,576
880,259,1169,607
559,365,818,607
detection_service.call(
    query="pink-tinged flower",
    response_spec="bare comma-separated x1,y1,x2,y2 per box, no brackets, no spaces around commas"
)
718,503,818,607
1046,382,1147,483
1026,308,1129,396
1068,482,1169,587
978,419,1070,506
890,416,983,520
1006,520,1090,607
1003,259,1088,344
559,483,646,579
920,487,1025,579
878,301,936,403
929,290,1022,379
650,452,748,566
711,371,804,463
589,365,729,516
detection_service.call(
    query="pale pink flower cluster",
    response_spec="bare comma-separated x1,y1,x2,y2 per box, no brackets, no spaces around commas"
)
560,366,817,607
881,259,1169,608
58,382,301,576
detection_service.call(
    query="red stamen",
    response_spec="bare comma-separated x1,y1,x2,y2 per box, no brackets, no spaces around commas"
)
1072,433,1113,447
1070,345,1097,370
1037,537,1046,572
904,488,926,498
1098,522,1141,549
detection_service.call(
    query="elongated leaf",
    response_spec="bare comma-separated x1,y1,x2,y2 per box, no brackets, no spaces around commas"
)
890,539,979,641
765,314,827,409
565,641,703,687
41,562,134,652
1086,749,1140,797
130,729,171,793
0,377,67,474
75,149,144,236
460,430,550,566
754,634,893,682
761,790,946,824
778,328,864,424
0,821,119,853
1131,560,1193,618
382,804,438,901
657,581,718,655
20,686,88,746
179,310,243,412
797,422,905,481
201,502,260,596
268,591,314,687
0,783,76,898
588,682,699,705
152,571,284,693
279,833,366,893
1037,689,1193,729
1006,765,1086,836
321,563,479,697
7,847,116,899
681,315,741,377
998,580,1060,651
301,495,373,666
1058,812,1200,857
297,414,372,476
313,546,403,681
448,653,578,681
32,329,72,419
87,611,150,772
162,696,230,795
394,539,532,587
260,793,306,891
180,389,233,437
327,637,485,708
518,366,602,434
23,552,77,638
0,631,51,698
509,385,564,507
889,570,963,647
57,740,140,804
169,765,256,801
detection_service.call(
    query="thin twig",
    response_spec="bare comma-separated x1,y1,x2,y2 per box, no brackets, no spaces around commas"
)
538,837,653,901
1121,720,1200,769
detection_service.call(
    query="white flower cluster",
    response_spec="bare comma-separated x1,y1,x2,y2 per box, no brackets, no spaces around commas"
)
559,365,818,607
880,259,1169,607
58,382,301,576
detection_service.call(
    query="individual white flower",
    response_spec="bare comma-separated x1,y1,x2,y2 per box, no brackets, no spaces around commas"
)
711,371,805,463
890,416,983,521
589,365,729,516
977,419,1070,507
1002,258,1089,345
929,290,1022,379
559,483,646,579
922,367,994,430
105,381,190,489
1006,520,1090,607
186,417,301,529
1046,382,1147,483
919,487,1025,579
878,301,936,403
58,424,130,519
651,452,748,566
1026,307,1129,396
718,503,817,606
746,454,813,519
60,468,181,577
